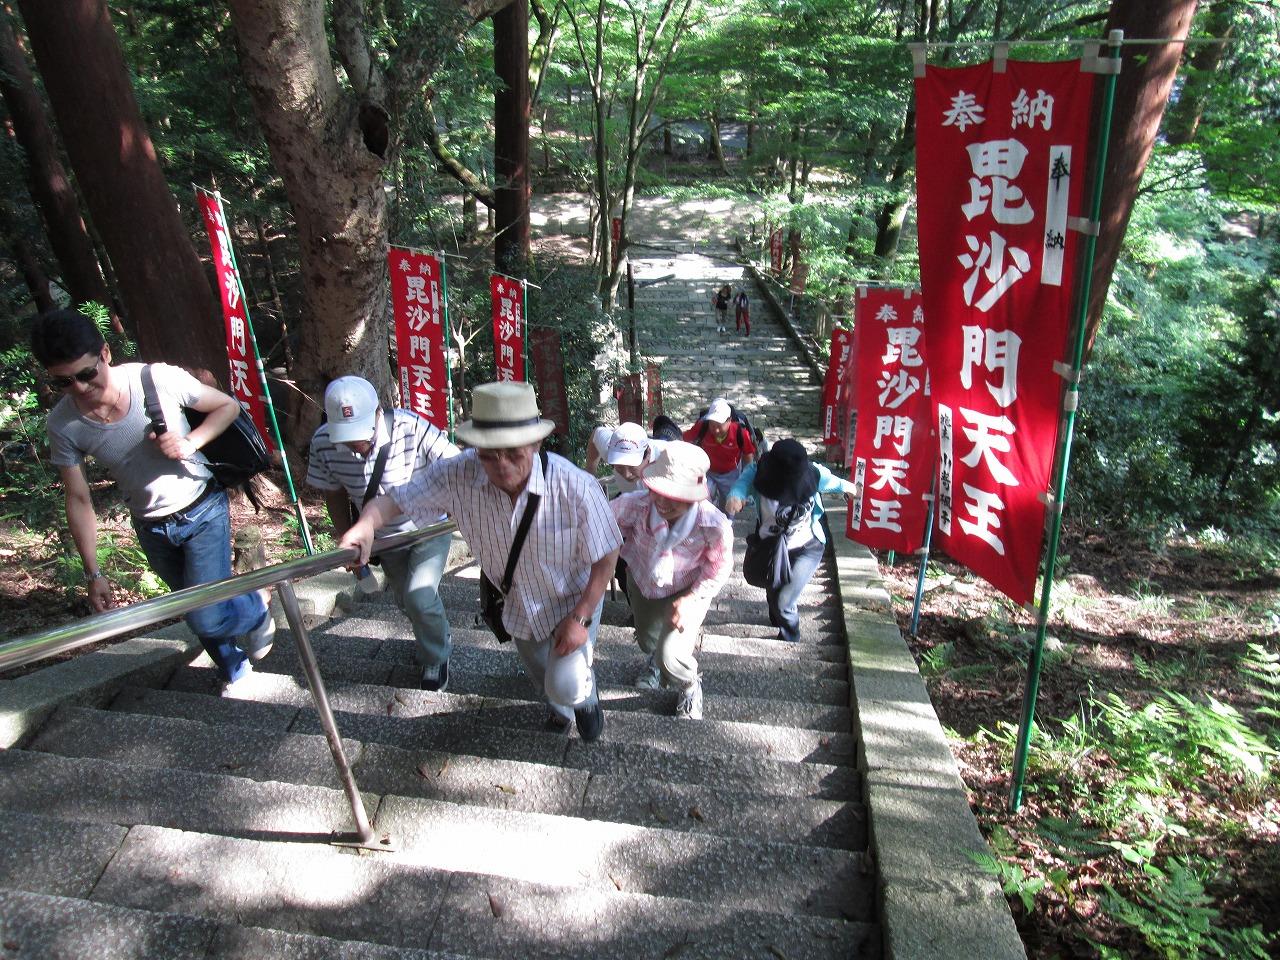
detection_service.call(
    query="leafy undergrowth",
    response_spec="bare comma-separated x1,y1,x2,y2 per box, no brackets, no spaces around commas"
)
883,527,1280,959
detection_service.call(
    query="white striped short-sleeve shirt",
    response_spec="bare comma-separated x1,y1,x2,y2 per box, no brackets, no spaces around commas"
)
306,408,458,537
393,449,623,642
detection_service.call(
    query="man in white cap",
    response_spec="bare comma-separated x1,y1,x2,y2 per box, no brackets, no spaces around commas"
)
341,381,622,741
683,396,756,510
307,376,460,691
610,442,732,719
584,420,671,497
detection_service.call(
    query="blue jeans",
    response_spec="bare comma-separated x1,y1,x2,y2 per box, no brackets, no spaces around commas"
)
133,488,266,682
379,533,451,668
706,467,740,511
766,538,824,643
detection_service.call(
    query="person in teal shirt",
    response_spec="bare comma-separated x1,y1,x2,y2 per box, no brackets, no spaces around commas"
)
725,439,857,642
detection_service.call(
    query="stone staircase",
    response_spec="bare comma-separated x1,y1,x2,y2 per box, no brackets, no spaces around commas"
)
0,248,888,958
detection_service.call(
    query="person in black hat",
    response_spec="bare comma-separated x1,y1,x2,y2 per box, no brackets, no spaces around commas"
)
725,438,858,643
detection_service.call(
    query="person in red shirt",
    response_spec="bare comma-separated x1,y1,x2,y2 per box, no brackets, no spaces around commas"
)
682,397,756,510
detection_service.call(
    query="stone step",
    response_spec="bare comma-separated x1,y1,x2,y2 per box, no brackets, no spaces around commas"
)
83,818,880,958
28,706,867,850
0,752,870,923
113,686,860,801
0,889,468,960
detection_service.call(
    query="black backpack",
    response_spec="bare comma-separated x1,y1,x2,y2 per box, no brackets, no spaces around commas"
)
141,365,272,501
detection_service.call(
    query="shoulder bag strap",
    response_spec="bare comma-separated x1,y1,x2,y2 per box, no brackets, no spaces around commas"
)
360,410,394,509
499,449,548,594
139,365,169,437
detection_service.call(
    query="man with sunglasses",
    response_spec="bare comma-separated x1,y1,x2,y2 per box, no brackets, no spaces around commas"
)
341,381,622,741
30,308,274,695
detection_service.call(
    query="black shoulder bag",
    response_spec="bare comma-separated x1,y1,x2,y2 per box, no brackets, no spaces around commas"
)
141,365,271,492
477,450,548,643
347,411,393,562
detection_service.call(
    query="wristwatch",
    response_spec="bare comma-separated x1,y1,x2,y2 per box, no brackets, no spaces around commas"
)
571,614,592,628
84,569,106,583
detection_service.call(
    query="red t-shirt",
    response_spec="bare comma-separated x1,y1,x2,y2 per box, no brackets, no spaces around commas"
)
684,419,756,474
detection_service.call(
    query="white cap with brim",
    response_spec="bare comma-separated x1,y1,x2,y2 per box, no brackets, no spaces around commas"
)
325,376,379,444
606,421,649,466
642,441,711,503
704,398,731,423
455,381,556,449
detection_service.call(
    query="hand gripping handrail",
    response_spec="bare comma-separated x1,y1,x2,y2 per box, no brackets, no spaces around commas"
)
0,519,457,850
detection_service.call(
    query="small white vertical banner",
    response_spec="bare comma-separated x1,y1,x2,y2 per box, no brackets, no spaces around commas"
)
936,404,954,535
1041,145,1072,286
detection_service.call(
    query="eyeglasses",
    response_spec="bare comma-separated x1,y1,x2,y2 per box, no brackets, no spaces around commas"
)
48,357,102,390
476,447,528,463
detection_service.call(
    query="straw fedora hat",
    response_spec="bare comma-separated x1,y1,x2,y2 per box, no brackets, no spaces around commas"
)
456,382,556,448
642,441,711,502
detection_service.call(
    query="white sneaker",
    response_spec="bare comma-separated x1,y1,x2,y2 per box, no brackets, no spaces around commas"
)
634,656,662,690
220,665,262,699
675,678,703,720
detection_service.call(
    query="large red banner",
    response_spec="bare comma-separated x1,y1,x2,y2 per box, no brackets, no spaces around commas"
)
490,274,525,382
616,373,642,425
645,362,663,421
529,328,569,436
916,58,1094,604
611,216,622,270
769,228,784,275
388,246,449,430
846,286,933,554
195,190,272,449
820,328,854,445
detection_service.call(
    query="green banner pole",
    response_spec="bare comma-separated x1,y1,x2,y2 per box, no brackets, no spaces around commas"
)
203,187,314,556
1008,30,1123,812
439,252,456,443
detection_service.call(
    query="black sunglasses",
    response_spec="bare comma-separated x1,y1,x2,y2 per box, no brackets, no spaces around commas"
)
48,357,102,390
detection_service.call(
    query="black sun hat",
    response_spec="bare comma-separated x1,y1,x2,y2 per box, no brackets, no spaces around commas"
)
753,438,818,504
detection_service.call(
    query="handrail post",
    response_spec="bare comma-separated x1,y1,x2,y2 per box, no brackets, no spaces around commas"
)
275,579,389,850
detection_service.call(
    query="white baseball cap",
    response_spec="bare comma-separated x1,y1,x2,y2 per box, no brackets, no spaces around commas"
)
606,422,650,467
704,398,731,424
324,376,379,444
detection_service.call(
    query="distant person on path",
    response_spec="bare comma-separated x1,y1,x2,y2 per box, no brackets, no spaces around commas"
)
734,288,751,336
307,376,460,691
725,439,857,643
610,442,732,719
712,283,731,335
31,308,273,695
341,382,622,741
683,397,756,510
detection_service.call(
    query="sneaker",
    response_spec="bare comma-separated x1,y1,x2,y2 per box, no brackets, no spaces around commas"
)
220,664,259,699
542,710,572,734
241,592,275,662
420,661,449,692
675,678,703,720
634,656,662,690
574,701,605,742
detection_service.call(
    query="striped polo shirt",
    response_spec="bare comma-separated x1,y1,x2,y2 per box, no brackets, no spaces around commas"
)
392,449,623,642
306,408,458,536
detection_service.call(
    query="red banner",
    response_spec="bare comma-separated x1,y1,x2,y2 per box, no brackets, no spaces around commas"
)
790,261,810,296
645,362,663,421
611,216,622,270
916,58,1094,604
615,373,642,425
388,246,449,429
490,274,525,382
845,287,933,554
821,328,854,445
769,228,784,274
195,190,272,450
529,327,569,436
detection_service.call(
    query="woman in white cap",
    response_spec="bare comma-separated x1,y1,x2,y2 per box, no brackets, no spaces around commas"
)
609,441,733,719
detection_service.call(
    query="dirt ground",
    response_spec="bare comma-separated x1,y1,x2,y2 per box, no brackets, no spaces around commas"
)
881,528,1280,958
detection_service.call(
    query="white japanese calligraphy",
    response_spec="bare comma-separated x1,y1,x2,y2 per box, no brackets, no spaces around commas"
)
876,369,921,410
1011,88,1054,130
873,415,914,457
958,482,1006,555
869,458,911,495
943,92,985,131
882,327,924,368
958,231,1031,312
958,407,1019,486
960,326,1021,407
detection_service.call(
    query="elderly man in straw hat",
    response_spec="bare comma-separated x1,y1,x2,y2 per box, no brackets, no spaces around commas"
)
609,441,732,720
341,381,622,741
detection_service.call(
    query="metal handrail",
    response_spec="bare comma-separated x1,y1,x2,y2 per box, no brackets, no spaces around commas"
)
0,519,457,850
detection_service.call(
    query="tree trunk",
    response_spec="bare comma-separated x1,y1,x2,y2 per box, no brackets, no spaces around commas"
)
1,7,119,332
227,0,394,445
873,106,916,264
1084,0,1197,359
1162,1,1235,146
493,0,531,273
707,114,727,174
18,0,222,373
463,192,478,240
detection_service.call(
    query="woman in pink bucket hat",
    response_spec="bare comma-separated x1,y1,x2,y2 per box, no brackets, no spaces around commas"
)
609,442,733,719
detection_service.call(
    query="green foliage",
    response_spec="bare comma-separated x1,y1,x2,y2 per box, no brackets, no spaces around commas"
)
1241,642,1280,741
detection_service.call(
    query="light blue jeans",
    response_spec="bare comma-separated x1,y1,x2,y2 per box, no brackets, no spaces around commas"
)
379,533,452,668
766,537,825,643
133,488,267,682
